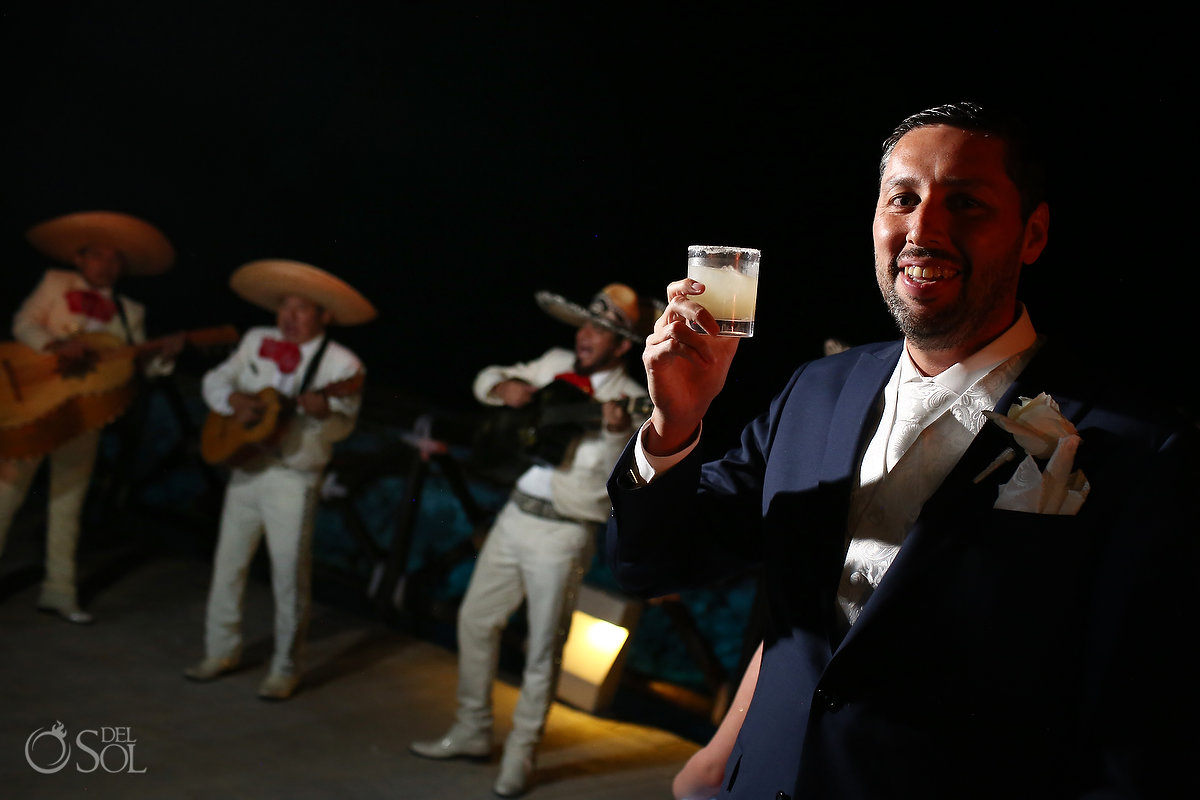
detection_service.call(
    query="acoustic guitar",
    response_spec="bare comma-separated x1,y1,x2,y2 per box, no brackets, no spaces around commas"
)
0,326,239,460
199,372,365,467
471,378,653,480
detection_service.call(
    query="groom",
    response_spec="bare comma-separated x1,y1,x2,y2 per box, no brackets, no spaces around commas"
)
607,102,1198,799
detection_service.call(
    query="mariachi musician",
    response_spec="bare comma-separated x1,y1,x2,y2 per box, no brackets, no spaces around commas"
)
184,259,374,702
411,283,655,797
0,210,182,624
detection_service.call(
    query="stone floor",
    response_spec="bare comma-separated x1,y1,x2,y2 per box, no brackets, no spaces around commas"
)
0,526,701,799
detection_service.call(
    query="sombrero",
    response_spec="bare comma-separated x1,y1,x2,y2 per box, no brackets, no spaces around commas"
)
229,259,377,326
535,283,663,342
25,211,175,276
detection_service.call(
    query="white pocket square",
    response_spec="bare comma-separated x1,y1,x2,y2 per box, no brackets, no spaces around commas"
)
993,435,1089,515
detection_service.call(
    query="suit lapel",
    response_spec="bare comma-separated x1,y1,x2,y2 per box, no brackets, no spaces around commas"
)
819,343,901,483
834,416,1019,654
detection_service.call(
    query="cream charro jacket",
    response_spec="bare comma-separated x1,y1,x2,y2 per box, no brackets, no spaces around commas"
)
13,268,147,349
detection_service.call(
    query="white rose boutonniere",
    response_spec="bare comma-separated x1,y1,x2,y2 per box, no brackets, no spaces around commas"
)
974,393,1090,515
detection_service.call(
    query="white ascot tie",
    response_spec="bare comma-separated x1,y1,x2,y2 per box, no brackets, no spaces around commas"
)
886,377,955,470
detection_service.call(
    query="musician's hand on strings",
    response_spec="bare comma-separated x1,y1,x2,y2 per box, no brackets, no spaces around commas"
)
46,338,98,378
157,332,187,360
297,391,331,420
602,397,632,433
642,278,740,454
491,379,536,408
136,332,186,370
229,391,266,425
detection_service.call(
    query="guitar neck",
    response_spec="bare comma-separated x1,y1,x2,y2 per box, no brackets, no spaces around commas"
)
74,325,238,367
538,394,653,427
124,325,240,361
315,371,365,399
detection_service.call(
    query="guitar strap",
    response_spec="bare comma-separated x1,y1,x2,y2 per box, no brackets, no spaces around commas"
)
113,294,134,344
296,335,329,396
112,293,152,400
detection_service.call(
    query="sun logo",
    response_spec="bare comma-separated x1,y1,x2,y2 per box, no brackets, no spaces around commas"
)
25,721,71,774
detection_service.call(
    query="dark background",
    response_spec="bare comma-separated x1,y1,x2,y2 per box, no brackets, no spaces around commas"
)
0,1,1190,745
1,5,1190,440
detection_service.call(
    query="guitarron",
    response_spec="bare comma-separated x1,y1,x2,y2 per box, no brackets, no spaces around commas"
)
470,377,653,482
0,326,238,460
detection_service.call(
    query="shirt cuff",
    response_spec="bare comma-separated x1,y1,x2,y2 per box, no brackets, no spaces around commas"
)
209,391,235,417
631,419,701,484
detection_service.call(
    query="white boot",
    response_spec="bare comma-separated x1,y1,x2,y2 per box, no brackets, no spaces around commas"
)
183,655,240,682
257,672,300,702
37,587,93,625
409,724,492,761
493,743,535,797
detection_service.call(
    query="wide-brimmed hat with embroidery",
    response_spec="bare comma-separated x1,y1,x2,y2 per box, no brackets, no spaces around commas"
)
535,283,663,342
229,259,377,326
25,210,176,276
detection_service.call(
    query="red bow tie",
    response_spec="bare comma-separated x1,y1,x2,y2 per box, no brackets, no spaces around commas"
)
259,337,302,374
65,289,117,322
554,372,594,395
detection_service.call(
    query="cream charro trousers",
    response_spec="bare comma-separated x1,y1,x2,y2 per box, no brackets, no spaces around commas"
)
202,465,320,677
0,429,101,609
454,501,595,755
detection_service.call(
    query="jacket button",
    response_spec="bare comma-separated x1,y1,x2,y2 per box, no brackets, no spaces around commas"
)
814,687,843,712
776,792,791,800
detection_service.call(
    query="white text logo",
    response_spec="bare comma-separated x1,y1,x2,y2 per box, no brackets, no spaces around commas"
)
25,722,147,774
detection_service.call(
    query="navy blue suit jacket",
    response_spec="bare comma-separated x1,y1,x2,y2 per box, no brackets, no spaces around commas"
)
607,338,1198,799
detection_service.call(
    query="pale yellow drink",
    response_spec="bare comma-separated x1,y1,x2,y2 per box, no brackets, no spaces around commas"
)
686,245,760,337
